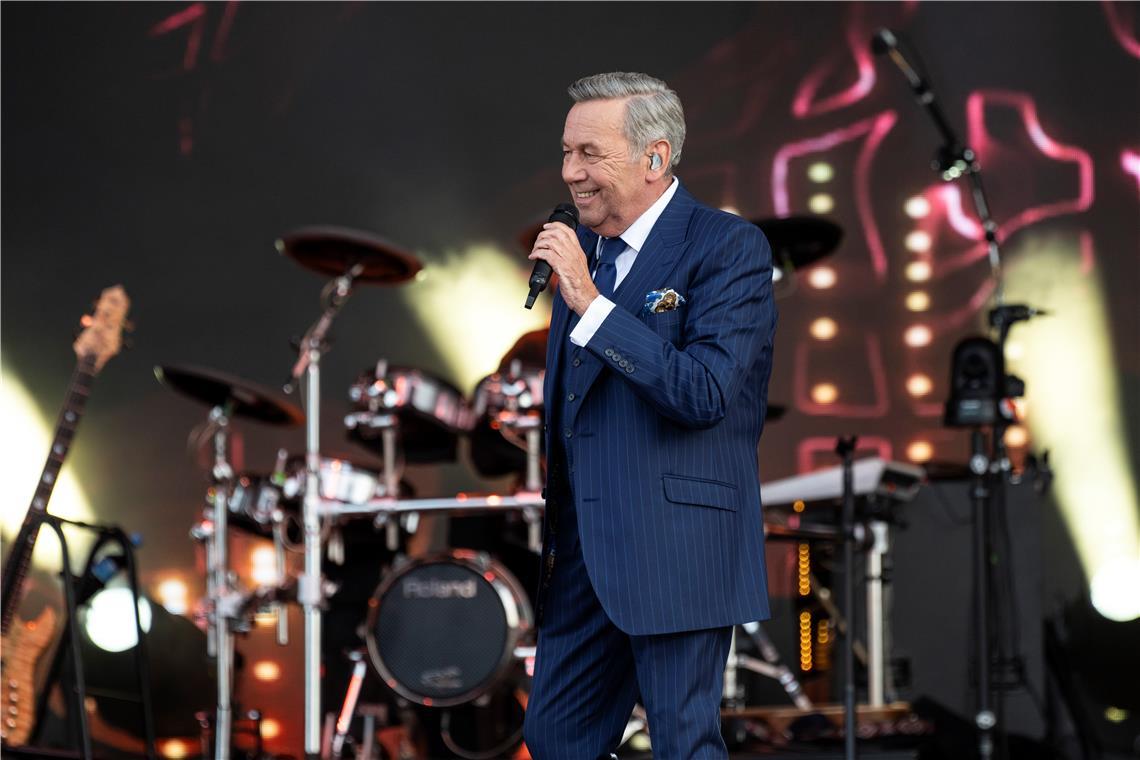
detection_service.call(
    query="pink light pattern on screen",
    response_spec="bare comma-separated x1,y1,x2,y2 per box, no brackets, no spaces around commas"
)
966,91,1095,242
1101,1,1140,59
771,111,897,281
1123,150,1140,194
149,3,207,71
796,437,893,474
793,333,890,418
210,1,239,63
791,24,876,118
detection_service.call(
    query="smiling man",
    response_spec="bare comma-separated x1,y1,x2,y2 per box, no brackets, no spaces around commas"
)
522,72,778,759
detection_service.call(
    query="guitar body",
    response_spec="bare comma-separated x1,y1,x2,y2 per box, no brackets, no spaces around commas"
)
0,607,57,745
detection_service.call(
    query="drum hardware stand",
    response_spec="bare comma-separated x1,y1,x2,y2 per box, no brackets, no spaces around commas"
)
27,518,156,760
201,402,238,759
836,435,858,760
289,261,365,758
328,650,369,758
191,407,297,759
723,622,813,711
809,573,868,666
345,358,406,551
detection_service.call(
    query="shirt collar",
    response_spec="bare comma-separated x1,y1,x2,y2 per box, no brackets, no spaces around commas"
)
603,176,680,254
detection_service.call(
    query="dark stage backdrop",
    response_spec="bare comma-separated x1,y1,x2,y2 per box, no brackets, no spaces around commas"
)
3,2,1138,753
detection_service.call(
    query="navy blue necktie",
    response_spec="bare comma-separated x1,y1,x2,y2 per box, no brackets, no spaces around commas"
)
594,236,626,299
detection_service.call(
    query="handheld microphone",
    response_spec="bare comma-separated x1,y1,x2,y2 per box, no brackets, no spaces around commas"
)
525,203,579,309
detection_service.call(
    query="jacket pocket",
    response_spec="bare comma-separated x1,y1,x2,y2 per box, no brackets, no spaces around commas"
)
662,474,739,512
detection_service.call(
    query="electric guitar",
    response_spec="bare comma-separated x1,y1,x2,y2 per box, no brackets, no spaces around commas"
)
0,285,130,746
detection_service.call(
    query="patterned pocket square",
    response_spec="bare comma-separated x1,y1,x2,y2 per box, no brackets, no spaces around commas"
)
643,288,686,314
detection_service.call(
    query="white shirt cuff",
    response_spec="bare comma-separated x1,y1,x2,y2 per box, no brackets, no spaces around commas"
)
569,296,616,347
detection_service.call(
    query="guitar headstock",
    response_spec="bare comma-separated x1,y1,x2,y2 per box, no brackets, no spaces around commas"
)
74,285,131,373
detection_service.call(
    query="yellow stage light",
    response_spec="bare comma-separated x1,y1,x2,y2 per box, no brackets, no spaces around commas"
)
401,247,552,392
905,231,932,252
906,441,934,463
810,383,838,405
0,370,96,569
156,578,189,615
1004,234,1140,621
160,739,190,759
253,660,281,682
250,545,278,586
809,317,838,341
906,374,933,397
808,266,837,289
261,719,281,739
904,196,931,219
1004,425,1029,448
904,325,932,347
906,291,931,312
905,261,932,282
807,162,834,183
808,193,834,214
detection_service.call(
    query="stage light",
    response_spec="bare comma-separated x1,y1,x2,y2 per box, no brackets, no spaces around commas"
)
261,719,281,739
1,371,96,568
905,231,932,252
1004,425,1029,448
810,383,838,404
904,195,931,219
1105,706,1129,724
905,291,930,312
1006,341,1025,360
906,373,933,397
1090,558,1140,622
83,587,152,653
160,739,189,759
905,261,932,282
807,266,837,289
807,162,834,183
250,545,278,585
402,246,553,391
252,660,281,682
809,317,838,341
156,578,189,615
1003,234,1139,616
808,193,834,214
906,441,934,463
904,325,932,347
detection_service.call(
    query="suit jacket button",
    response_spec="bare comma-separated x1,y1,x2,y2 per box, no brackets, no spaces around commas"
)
564,429,573,439
603,348,614,358
625,365,635,373
572,358,582,367
567,392,576,401
613,353,623,362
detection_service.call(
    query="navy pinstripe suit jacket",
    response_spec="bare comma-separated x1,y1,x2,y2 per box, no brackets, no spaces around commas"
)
542,183,777,636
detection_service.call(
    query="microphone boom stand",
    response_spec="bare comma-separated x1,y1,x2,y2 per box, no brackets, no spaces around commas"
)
878,31,1021,760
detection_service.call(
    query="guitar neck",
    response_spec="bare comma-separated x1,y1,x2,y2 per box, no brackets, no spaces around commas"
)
0,355,98,635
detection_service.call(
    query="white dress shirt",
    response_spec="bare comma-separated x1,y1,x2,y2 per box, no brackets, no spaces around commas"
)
569,177,680,346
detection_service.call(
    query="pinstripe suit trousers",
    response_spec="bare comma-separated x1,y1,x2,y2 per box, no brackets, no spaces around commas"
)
523,456,733,760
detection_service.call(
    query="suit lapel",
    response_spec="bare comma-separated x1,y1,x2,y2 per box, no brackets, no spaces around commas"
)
612,184,695,318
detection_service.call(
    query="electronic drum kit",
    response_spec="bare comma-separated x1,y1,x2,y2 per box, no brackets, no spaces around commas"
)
155,215,843,758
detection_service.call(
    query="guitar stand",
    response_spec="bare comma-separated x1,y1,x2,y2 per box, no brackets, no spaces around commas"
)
30,517,156,760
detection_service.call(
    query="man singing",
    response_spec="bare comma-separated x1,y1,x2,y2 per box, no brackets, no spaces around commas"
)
523,72,777,759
